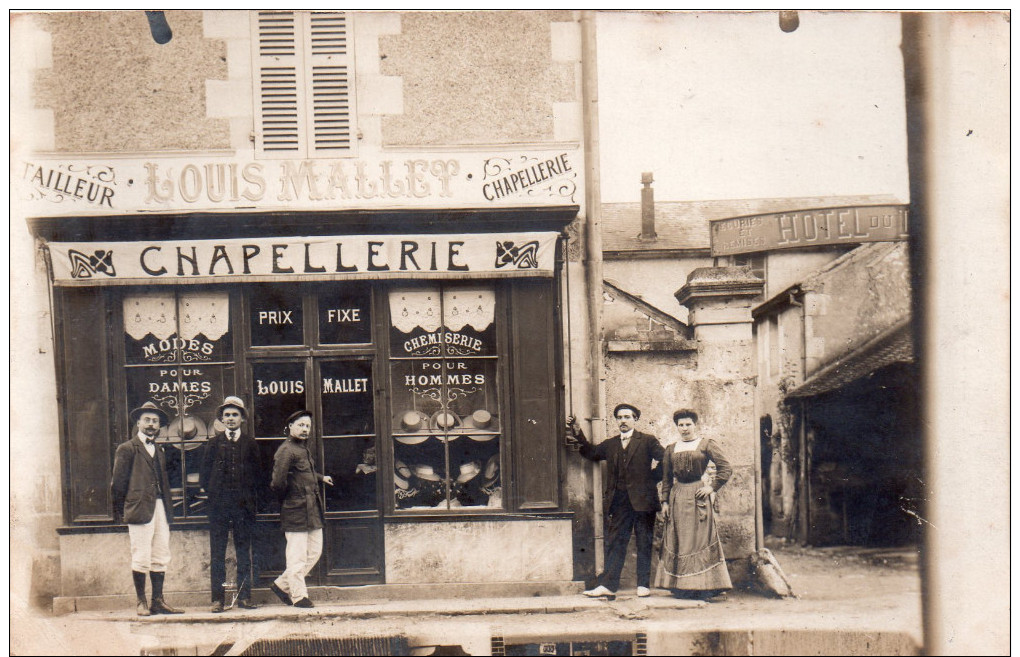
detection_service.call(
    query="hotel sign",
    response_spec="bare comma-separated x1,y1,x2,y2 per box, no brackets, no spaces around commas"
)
710,205,909,256
47,232,558,286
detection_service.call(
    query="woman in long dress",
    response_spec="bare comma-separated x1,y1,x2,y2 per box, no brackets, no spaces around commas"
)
654,409,733,600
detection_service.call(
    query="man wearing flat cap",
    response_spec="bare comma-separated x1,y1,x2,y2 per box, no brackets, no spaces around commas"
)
567,402,664,599
111,401,184,616
200,396,261,613
270,410,333,608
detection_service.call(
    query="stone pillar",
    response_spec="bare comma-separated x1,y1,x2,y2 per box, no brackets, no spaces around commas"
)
674,267,764,579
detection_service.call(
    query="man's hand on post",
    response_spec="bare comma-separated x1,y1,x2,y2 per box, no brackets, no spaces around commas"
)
565,415,583,444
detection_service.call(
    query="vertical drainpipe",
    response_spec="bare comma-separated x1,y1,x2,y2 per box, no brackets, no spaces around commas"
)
580,9,606,572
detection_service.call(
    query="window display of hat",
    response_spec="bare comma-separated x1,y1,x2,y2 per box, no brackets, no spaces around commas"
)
430,411,461,431
469,409,492,428
456,460,482,483
413,464,442,481
399,410,427,432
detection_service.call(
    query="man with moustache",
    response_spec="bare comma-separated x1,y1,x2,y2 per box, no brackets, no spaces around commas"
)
269,410,333,609
567,403,664,599
200,396,261,613
111,401,184,616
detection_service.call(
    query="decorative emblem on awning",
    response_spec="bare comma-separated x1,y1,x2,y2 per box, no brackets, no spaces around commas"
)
68,249,117,279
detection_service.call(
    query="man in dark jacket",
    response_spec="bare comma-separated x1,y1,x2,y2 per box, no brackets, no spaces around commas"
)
200,396,261,613
111,401,184,616
567,403,664,599
269,410,333,608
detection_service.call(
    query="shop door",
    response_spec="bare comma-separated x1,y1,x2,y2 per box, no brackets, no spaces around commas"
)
246,283,383,587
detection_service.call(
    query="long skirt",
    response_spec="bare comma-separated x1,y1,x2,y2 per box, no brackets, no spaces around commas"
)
654,480,732,591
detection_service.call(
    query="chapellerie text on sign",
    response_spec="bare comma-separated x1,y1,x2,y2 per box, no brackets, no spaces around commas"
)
47,232,559,285
710,205,909,256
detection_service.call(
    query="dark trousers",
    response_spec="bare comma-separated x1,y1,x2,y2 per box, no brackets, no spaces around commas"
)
209,503,257,603
600,489,656,592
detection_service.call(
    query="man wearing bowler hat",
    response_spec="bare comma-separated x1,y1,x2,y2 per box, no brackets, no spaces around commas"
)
270,410,333,608
111,401,184,616
200,396,261,613
567,402,664,599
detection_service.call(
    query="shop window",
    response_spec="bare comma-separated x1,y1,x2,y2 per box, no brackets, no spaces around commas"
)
251,10,358,158
388,286,503,511
122,291,235,519
57,276,561,527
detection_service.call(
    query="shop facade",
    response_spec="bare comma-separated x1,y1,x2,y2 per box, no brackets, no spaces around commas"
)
12,10,596,606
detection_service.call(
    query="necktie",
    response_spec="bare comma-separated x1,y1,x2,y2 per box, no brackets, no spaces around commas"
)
229,431,237,441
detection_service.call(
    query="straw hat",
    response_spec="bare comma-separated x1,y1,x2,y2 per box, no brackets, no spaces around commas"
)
414,464,442,482
399,410,428,432
483,454,500,486
463,409,493,430
430,411,461,431
456,460,482,483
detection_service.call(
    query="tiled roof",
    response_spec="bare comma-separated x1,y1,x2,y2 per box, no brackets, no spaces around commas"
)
787,318,913,398
602,194,905,252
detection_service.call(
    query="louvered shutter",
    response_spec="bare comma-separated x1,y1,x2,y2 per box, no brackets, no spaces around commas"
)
304,11,357,156
252,11,356,159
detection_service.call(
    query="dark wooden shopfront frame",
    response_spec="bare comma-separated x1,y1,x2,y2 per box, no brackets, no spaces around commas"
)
38,206,577,586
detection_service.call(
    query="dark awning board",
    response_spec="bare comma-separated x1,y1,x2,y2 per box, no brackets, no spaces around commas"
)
787,318,914,398
27,205,580,242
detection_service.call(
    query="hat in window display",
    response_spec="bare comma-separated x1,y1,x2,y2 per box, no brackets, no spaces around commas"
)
396,410,430,444
462,409,493,430
455,460,482,483
394,460,412,490
413,464,443,482
429,410,461,432
483,454,500,487
167,414,209,446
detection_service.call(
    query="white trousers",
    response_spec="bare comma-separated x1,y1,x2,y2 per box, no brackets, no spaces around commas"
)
128,499,172,573
274,529,323,601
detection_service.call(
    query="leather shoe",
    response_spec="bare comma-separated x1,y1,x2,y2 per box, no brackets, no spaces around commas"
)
150,596,184,615
293,597,315,608
270,583,293,606
582,585,615,599
136,599,151,617
210,600,225,613
236,598,260,610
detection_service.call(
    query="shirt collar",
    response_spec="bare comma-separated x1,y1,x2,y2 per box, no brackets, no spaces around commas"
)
138,432,155,446
620,430,634,441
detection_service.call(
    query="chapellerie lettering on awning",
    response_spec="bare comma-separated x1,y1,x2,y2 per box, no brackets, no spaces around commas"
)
46,232,559,285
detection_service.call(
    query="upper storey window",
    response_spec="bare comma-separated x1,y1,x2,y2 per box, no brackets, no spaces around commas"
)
252,11,358,159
